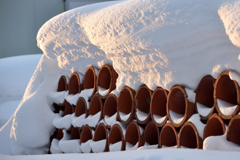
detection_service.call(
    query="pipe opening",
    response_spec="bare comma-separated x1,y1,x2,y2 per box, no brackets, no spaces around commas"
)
93,124,107,142
80,126,93,143
109,125,122,145
58,75,68,92
89,95,102,116
143,122,158,145
125,122,140,146
56,129,63,140
104,94,117,117
75,97,87,117
64,103,73,116
227,116,240,145
98,67,111,90
179,124,197,148
84,66,95,89
151,88,167,125
204,114,225,139
71,127,80,140
69,72,81,95
159,124,177,147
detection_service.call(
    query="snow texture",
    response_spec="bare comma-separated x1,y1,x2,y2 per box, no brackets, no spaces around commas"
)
169,110,184,124
153,114,166,124
217,99,238,115
109,141,122,152
136,109,149,121
90,139,106,153
196,102,213,117
188,114,206,139
104,113,117,126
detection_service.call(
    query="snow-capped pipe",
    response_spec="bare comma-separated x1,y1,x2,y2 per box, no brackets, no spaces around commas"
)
167,85,196,128
135,85,153,124
69,72,83,95
227,115,240,145
203,113,226,140
108,124,125,151
214,70,240,120
125,121,143,149
92,123,109,152
143,121,159,146
71,127,81,140
96,64,118,99
80,125,93,145
117,86,136,124
150,87,168,127
103,94,118,128
195,75,216,121
75,97,88,117
58,75,69,92
158,123,178,148
178,121,203,149
83,66,98,100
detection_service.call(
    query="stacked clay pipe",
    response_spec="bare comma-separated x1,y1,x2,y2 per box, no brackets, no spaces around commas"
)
49,66,240,154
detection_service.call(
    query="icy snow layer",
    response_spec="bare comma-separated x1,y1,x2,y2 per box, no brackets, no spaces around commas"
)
1,0,240,156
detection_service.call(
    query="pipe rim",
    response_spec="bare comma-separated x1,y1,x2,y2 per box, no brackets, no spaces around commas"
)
227,114,240,145
80,125,93,144
89,94,103,126
143,121,159,146
83,66,97,99
58,75,69,92
103,94,118,127
125,121,142,148
158,123,178,148
69,72,81,95
92,123,109,152
75,97,88,118
108,124,125,151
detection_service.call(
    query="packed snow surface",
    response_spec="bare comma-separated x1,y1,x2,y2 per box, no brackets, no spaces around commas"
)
104,113,117,126
136,109,149,121
196,102,213,117
153,114,166,124
217,99,238,115
1,0,240,158
90,139,106,153
109,141,122,152
169,110,184,124
119,112,131,121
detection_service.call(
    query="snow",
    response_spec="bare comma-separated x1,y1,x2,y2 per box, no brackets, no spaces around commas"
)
169,110,184,124
196,102,213,117
84,111,101,128
138,144,158,150
66,93,79,105
2,0,240,159
119,112,131,121
217,99,238,115
90,139,106,153
50,139,62,154
185,88,196,103
229,70,240,85
153,114,166,124
104,113,117,126
126,142,139,150
72,113,86,128
80,140,92,153
50,91,66,104
136,109,148,121
52,113,73,130
188,114,206,139
109,141,122,152
98,86,109,97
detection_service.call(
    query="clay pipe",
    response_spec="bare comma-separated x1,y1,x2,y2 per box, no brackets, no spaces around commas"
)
91,123,109,153
203,113,226,140
214,70,240,120
158,122,178,148
70,127,81,140
178,121,203,149
58,75,69,92
80,125,94,153
143,121,159,147
135,84,153,124
108,124,125,151
83,66,98,100
117,86,136,124
150,87,168,127
69,72,84,95
75,97,89,117
103,94,118,128
96,64,118,99
167,85,196,128
195,75,216,121
125,121,144,150
227,114,240,145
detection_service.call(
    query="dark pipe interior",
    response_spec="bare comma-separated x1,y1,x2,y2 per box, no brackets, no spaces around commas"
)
104,95,117,117
144,122,158,145
109,126,122,144
118,88,133,115
179,125,197,148
136,86,151,114
75,98,86,117
93,124,107,141
58,75,67,92
204,116,225,139
196,76,215,108
71,127,80,140
216,75,237,105
125,123,139,145
69,73,80,95
168,88,185,115
64,103,73,116
56,129,63,140
98,67,111,89
84,67,95,89
228,118,240,145
152,89,167,117
89,95,102,115
160,125,177,147
80,126,92,143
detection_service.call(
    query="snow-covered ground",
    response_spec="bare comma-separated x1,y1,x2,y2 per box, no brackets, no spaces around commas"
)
1,0,240,159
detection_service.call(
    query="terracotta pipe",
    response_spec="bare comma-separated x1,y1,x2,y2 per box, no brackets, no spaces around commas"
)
56,129,63,141
70,127,81,140
58,75,69,92
96,64,118,99
108,124,125,151
178,121,203,149
214,70,240,120
167,85,195,128
135,85,153,124
103,94,118,128
195,75,216,121
125,121,144,150
158,123,178,148
80,125,94,153
143,121,159,147
91,123,109,153
203,113,226,140
75,97,89,117
117,86,136,124
227,115,240,145
69,72,84,95
83,66,98,100
150,87,168,127
63,102,74,131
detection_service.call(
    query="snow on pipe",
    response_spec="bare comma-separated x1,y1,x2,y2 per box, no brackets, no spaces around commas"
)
117,86,136,124
227,114,240,146
150,87,168,127
214,70,240,120
75,97,89,118
83,66,98,100
135,84,153,124
96,64,118,99
71,127,81,140
142,121,159,148
108,124,125,151
80,125,94,153
203,113,226,140
195,75,216,121
178,121,203,149
91,123,109,153
103,94,118,128
158,123,178,148
69,72,84,95
125,121,144,150
167,85,196,128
